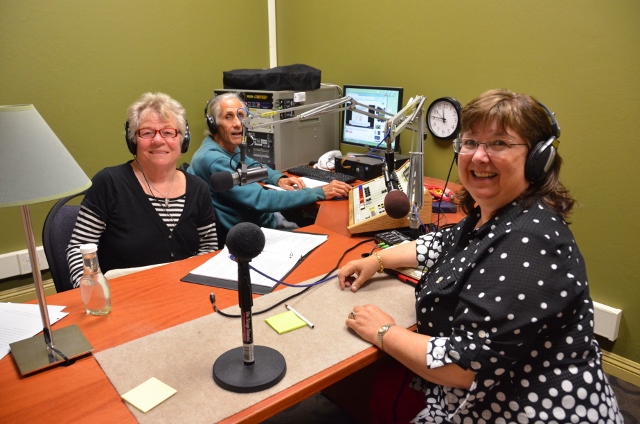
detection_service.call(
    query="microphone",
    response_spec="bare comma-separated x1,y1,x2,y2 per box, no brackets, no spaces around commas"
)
226,223,265,366
382,151,410,219
212,222,287,393
384,190,410,219
209,167,268,192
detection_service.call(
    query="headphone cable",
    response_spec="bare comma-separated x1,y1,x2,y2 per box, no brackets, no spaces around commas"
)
211,238,375,318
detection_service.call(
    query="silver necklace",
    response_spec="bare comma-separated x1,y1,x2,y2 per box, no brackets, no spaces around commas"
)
135,159,177,207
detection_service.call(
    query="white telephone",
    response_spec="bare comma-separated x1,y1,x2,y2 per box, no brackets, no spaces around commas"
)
316,150,342,170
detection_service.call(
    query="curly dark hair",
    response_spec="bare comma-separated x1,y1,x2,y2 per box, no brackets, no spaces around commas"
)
456,89,575,220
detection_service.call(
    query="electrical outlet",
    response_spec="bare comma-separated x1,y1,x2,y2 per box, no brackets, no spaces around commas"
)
0,252,21,279
16,247,49,275
593,301,622,341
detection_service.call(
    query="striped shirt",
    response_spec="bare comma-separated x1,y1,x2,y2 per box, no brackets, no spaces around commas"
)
67,195,217,288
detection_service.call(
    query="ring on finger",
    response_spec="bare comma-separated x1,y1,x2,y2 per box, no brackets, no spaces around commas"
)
349,311,356,319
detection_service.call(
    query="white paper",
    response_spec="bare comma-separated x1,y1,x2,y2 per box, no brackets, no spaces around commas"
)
298,177,329,188
264,177,328,191
189,228,327,288
0,302,68,360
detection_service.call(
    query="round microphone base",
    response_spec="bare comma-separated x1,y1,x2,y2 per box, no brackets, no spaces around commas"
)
213,345,287,393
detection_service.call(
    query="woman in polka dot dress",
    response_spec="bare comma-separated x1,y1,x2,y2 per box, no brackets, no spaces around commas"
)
338,89,622,423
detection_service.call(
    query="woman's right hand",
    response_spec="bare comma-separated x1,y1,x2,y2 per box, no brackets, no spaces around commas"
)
338,241,419,292
337,255,379,292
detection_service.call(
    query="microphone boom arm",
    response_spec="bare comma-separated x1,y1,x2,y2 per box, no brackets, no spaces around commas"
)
242,93,428,233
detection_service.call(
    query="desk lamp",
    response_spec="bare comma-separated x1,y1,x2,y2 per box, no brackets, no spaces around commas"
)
0,104,93,376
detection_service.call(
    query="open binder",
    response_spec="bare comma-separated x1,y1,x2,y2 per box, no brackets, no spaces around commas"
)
181,227,328,294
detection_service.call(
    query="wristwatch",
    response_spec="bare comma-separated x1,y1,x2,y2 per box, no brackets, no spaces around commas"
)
377,324,396,351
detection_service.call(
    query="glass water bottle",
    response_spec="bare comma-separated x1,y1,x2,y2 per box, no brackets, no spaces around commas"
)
79,243,111,315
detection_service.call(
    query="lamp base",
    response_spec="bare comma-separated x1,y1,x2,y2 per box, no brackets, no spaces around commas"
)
213,345,286,393
10,324,93,376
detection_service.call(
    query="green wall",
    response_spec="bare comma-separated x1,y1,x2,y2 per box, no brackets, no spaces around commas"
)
0,0,267,269
277,0,640,362
2,0,639,363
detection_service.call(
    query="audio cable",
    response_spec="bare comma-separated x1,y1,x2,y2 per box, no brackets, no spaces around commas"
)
210,238,375,318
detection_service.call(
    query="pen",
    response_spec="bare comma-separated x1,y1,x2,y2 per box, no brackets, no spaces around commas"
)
285,304,315,329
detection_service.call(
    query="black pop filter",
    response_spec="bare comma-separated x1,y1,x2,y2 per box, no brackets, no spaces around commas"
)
210,171,235,192
226,222,265,261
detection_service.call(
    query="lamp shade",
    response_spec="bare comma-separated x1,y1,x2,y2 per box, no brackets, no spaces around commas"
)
0,104,91,208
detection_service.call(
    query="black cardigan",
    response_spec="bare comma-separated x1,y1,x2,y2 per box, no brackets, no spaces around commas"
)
82,162,215,274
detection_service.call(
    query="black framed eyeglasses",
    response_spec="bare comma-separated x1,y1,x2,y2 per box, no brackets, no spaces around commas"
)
137,128,179,139
454,138,528,156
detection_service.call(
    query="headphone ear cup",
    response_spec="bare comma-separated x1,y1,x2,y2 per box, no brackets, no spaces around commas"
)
181,121,191,153
125,121,137,155
205,114,217,135
204,102,217,135
525,137,556,183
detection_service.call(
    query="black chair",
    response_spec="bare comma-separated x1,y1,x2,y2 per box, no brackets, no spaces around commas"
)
42,190,87,292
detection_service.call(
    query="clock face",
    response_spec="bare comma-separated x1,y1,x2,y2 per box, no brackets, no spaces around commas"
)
427,97,462,140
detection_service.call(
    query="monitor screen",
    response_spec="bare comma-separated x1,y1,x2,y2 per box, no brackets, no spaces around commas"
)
341,85,404,152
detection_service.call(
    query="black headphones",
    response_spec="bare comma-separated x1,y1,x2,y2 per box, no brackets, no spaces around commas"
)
205,93,248,136
204,97,218,135
124,120,191,155
524,101,561,184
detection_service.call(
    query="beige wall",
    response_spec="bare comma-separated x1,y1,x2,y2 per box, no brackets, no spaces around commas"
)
2,0,639,363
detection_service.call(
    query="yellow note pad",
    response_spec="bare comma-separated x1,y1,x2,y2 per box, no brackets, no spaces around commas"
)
266,310,308,334
121,377,177,413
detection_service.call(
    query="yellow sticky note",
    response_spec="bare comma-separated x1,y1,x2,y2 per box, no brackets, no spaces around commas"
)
121,377,177,413
266,310,307,334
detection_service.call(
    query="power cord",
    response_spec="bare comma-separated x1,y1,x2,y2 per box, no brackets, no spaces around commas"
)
210,238,376,318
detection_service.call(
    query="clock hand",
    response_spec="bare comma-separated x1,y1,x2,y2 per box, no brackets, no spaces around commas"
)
441,105,447,123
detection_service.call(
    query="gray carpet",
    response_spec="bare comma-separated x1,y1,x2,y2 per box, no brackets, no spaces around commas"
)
608,374,640,424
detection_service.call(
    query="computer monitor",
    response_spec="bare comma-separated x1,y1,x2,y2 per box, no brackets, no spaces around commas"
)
341,85,404,152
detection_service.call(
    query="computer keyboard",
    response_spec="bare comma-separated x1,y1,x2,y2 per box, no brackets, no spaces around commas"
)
287,165,357,184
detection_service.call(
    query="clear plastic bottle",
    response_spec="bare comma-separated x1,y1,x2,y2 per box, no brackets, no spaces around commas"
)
79,243,111,315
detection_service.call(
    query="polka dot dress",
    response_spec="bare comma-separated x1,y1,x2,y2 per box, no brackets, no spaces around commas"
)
411,201,622,423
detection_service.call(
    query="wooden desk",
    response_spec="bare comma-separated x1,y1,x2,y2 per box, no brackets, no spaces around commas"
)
0,178,463,423
0,225,375,423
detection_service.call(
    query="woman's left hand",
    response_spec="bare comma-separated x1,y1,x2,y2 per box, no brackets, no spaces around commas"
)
278,176,306,190
346,304,395,346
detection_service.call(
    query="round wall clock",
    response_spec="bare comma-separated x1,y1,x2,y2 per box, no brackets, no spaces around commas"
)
426,97,462,140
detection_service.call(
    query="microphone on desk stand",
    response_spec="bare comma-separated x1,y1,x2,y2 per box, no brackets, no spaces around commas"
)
212,222,287,393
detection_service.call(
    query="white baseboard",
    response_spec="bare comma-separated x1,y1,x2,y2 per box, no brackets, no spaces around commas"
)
602,350,640,387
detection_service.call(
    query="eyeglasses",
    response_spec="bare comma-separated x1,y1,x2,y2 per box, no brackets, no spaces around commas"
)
137,128,179,139
454,138,528,156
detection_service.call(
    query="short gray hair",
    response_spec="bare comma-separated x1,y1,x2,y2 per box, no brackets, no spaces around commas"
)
126,92,187,140
205,92,244,136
